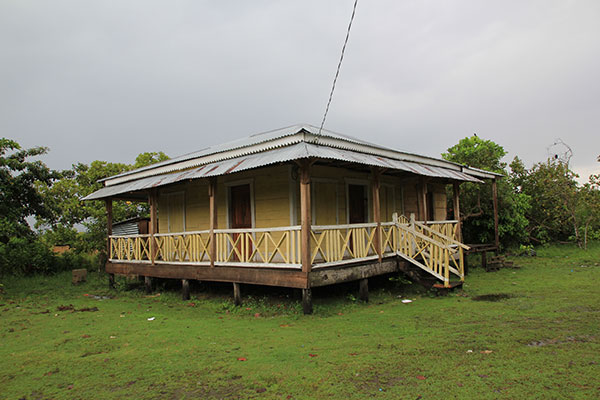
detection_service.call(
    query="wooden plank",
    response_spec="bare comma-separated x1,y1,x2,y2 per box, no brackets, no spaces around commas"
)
299,160,312,275
492,178,499,250
209,177,217,267
106,262,309,288
310,258,399,287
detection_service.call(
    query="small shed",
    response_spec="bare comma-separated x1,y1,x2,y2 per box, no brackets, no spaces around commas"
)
112,217,150,236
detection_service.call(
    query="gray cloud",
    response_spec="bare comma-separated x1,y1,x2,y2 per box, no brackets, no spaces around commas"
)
1,0,599,180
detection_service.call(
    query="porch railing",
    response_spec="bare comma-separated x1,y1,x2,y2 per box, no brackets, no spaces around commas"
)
108,219,466,286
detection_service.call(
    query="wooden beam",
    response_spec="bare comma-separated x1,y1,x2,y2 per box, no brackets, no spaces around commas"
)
453,182,462,242
106,262,309,288
310,258,399,287
492,178,499,249
417,178,427,221
359,278,369,302
302,289,312,315
233,282,242,306
299,160,312,275
149,189,158,264
182,279,190,300
105,198,114,288
144,276,153,294
208,178,218,267
372,168,382,263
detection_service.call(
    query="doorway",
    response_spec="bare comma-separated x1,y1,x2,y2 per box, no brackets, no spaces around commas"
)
229,184,252,261
348,184,367,223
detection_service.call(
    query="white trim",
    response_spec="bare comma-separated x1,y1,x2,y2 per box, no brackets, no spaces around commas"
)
224,179,255,229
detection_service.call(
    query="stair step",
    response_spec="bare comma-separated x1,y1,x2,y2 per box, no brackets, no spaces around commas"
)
432,281,464,290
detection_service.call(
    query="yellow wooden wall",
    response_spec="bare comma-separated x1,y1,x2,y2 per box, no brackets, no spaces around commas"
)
431,183,447,221
156,164,450,233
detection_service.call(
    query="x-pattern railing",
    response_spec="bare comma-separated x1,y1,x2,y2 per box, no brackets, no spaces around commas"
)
108,220,466,286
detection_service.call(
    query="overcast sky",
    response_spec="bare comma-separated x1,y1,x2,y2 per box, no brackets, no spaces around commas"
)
1,1,599,181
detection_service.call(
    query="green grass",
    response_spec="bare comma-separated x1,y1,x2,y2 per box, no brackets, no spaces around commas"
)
1,243,599,399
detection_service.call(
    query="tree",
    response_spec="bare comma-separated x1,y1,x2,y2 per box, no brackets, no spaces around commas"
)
443,136,530,248
37,152,169,254
0,139,63,275
0,139,60,242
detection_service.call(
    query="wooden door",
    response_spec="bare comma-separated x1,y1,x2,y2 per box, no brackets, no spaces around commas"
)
229,184,252,261
348,184,367,223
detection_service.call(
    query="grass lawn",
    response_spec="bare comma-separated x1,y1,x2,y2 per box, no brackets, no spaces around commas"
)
1,243,599,399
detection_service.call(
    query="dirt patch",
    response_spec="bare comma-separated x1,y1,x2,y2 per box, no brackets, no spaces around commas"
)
472,293,515,302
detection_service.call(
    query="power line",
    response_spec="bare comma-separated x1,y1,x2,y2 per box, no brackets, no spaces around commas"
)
318,0,359,135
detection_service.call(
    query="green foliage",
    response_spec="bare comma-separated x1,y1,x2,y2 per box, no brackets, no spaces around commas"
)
443,136,529,248
37,152,169,255
443,135,507,173
0,138,61,243
0,236,96,276
511,159,599,246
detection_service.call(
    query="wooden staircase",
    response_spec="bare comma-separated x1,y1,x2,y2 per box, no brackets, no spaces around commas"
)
393,215,469,288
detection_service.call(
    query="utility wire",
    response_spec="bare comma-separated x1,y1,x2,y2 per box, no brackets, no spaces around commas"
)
318,0,359,135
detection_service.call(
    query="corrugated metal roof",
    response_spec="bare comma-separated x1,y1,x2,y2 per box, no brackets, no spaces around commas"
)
83,142,483,201
101,123,475,186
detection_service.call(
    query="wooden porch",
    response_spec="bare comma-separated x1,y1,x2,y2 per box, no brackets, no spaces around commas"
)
106,217,467,310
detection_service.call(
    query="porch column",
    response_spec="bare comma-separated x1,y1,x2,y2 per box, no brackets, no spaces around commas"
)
299,159,313,315
371,168,382,263
149,189,158,264
105,198,114,288
492,178,499,250
209,177,218,267
453,182,462,242
299,160,312,275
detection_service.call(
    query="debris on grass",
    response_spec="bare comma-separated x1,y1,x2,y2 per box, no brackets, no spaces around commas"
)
401,299,413,304
147,317,155,321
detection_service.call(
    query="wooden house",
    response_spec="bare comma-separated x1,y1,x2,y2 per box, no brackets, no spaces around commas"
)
84,124,501,313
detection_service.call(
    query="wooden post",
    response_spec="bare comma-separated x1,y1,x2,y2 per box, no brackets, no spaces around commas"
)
209,178,218,267
233,282,242,306
453,182,462,242
302,288,313,315
299,160,312,275
144,276,152,294
105,198,114,288
149,189,158,264
417,179,427,221
372,168,382,263
359,278,369,302
182,279,190,301
492,178,499,250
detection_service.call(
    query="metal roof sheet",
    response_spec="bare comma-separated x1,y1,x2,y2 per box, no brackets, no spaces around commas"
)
83,142,482,200
101,123,474,186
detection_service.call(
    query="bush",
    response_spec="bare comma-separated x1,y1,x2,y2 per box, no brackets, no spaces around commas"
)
0,236,98,277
